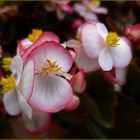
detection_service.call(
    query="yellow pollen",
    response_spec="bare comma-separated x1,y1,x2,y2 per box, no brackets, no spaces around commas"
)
0,75,16,94
43,60,61,74
90,0,100,7
106,32,119,47
36,60,72,80
1,57,12,71
28,29,43,43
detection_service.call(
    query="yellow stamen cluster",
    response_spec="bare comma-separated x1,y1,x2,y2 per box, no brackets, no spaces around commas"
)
106,32,119,47
28,29,43,43
90,0,100,7
36,60,61,75
36,60,73,80
0,75,16,94
44,60,61,74
1,57,12,71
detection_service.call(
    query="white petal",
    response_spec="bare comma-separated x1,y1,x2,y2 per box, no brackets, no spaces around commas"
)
75,46,100,73
83,11,98,21
17,93,32,119
96,23,108,40
99,47,113,71
16,59,34,101
22,111,51,134
3,89,21,116
29,74,73,113
81,23,104,58
110,37,132,68
92,7,108,14
10,55,23,85
65,39,81,48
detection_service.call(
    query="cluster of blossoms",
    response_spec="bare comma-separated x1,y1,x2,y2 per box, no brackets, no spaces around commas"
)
0,29,85,133
0,1,133,135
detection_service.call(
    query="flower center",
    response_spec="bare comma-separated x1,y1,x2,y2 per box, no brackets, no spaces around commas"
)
0,75,16,94
106,32,119,47
28,29,43,43
90,0,100,7
1,57,12,71
35,60,72,80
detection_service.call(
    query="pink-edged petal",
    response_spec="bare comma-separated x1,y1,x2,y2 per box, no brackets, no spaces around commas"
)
10,55,23,85
96,23,108,40
115,68,126,85
110,37,132,68
22,110,51,135
99,47,113,71
81,23,104,58
28,41,73,72
71,70,85,93
21,38,33,49
18,39,32,56
16,59,34,101
22,32,60,60
29,74,73,113
3,89,21,116
65,95,80,111
17,93,32,119
75,46,100,73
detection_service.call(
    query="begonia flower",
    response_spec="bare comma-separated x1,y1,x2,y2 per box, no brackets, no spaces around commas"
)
2,55,34,119
44,1,73,20
80,22,132,71
73,0,108,21
26,41,74,113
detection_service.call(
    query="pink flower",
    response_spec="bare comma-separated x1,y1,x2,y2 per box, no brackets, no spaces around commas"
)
125,23,140,42
80,22,132,71
44,1,73,20
25,41,74,113
73,0,108,21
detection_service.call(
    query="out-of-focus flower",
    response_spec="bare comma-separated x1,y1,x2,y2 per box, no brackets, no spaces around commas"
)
1,57,12,71
125,23,140,42
44,0,73,20
1,55,34,119
73,0,108,21
80,22,132,71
